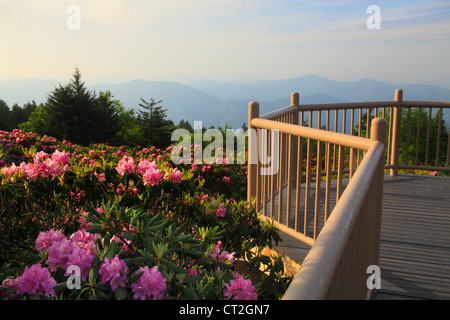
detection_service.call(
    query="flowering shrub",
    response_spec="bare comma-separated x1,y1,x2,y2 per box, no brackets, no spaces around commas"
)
223,273,258,300
0,129,291,300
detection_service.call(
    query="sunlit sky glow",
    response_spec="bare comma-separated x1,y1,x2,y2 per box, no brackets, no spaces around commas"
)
1,0,449,87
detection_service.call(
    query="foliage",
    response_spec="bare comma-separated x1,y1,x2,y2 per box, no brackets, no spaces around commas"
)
137,98,174,149
0,129,291,300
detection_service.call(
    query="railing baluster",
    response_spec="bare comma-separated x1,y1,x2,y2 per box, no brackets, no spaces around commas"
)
314,139,322,239
304,138,312,236
278,131,285,224
415,107,422,166
425,107,432,166
324,142,332,221
333,109,338,170
336,145,344,201
405,107,412,165
436,108,442,167
295,136,304,232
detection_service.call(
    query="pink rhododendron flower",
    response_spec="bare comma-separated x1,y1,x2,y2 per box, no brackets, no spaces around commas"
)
131,266,166,300
116,156,135,175
216,203,226,218
51,150,70,166
187,268,198,277
10,264,57,297
35,228,66,252
70,229,98,256
78,211,92,230
35,229,95,279
210,241,235,264
142,167,162,186
168,168,183,183
222,176,231,183
65,247,94,281
99,255,128,292
34,151,49,162
21,157,63,179
223,273,257,300
97,172,106,183
46,238,74,272
137,159,158,175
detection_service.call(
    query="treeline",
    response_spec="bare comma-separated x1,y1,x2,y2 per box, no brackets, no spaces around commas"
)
0,68,194,148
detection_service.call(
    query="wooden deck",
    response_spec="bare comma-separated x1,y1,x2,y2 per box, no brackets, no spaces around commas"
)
271,174,450,300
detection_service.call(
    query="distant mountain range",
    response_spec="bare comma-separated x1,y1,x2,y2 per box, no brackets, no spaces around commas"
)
1,74,450,128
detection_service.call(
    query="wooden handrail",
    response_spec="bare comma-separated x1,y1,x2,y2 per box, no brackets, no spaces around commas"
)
251,117,371,151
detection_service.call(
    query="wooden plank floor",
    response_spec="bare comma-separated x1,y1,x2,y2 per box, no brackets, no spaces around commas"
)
373,175,450,300
269,174,450,300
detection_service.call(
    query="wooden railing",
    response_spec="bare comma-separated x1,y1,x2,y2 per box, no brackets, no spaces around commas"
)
293,89,450,175
247,90,450,299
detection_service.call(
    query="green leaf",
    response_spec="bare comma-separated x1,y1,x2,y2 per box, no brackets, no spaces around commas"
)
182,286,198,300
184,249,203,258
127,271,144,284
105,239,117,259
172,222,187,238
121,231,135,241
53,282,68,294
114,286,128,300
161,259,187,274
93,283,109,291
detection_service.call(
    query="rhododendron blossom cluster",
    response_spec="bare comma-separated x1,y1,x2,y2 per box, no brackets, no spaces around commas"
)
223,273,257,300
99,255,129,292
130,266,167,300
2,264,57,298
0,150,70,180
35,229,97,281
210,241,235,264
115,155,183,187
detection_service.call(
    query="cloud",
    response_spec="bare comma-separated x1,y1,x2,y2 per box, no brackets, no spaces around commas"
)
0,0,449,84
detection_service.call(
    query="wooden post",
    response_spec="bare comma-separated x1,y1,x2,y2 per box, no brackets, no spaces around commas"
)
248,101,259,206
390,89,403,176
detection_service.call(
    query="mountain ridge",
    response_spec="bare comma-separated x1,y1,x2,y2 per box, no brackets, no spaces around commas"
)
1,75,450,128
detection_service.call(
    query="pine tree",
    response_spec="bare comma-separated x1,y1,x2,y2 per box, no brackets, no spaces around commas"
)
40,67,123,145
137,98,173,148
43,67,96,144
92,90,121,144
0,99,12,131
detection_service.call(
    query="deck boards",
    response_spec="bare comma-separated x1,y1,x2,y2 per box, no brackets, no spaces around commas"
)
270,174,450,300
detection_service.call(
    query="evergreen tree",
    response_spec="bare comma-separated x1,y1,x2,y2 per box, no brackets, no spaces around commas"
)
137,98,173,148
19,104,48,135
10,101,37,129
38,67,122,145
178,119,193,132
0,99,12,131
92,90,121,144
43,67,96,144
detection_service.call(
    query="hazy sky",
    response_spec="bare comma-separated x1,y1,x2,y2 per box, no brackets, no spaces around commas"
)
1,0,449,87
